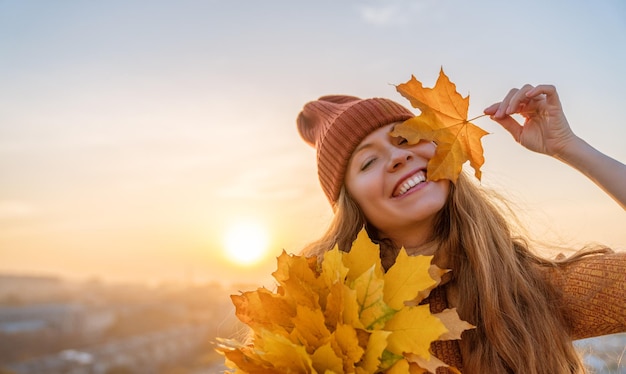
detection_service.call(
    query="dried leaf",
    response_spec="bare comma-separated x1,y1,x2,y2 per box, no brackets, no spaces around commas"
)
391,68,489,183
405,352,452,374
435,308,476,340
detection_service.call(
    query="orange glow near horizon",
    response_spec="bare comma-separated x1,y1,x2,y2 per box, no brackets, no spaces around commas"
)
222,221,271,266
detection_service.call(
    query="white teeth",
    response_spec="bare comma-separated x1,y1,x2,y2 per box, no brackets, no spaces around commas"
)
397,172,426,196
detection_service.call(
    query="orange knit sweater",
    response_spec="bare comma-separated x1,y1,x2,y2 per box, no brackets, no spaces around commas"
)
427,252,626,373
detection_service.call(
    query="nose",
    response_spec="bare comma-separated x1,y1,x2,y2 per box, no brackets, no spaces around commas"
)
387,147,413,172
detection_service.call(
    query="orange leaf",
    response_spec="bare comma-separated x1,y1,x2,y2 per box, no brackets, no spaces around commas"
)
231,288,294,335
391,68,488,183
271,250,323,310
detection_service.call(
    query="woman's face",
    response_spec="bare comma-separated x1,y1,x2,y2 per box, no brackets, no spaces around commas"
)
345,123,450,247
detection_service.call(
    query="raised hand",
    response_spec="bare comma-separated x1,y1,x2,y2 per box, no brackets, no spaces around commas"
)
485,84,626,210
483,84,578,157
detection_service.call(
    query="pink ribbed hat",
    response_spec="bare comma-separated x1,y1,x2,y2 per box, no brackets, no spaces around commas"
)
297,95,414,205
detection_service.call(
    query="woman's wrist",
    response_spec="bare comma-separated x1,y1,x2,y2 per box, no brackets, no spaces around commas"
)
553,135,589,168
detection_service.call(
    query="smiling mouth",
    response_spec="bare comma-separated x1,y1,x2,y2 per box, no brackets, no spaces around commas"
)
394,170,427,197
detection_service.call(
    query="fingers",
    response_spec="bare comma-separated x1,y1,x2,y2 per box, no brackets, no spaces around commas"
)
483,102,499,115
483,83,563,147
483,84,537,143
526,84,561,108
505,84,536,114
484,83,559,119
483,85,530,119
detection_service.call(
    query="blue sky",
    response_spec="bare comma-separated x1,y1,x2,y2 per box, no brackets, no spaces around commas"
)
1,0,625,285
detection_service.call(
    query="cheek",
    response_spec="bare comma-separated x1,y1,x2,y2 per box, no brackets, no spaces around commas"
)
413,141,437,159
434,180,451,203
345,173,380,207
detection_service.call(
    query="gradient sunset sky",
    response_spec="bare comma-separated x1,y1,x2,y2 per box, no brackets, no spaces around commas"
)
1,0,625,286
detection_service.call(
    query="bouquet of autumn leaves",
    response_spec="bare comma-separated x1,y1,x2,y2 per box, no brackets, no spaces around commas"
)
216,231,474,373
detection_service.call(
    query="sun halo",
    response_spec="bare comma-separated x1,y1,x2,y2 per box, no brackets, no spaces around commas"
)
223,221,270,266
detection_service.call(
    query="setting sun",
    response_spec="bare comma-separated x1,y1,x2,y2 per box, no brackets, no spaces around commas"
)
223,222,270,266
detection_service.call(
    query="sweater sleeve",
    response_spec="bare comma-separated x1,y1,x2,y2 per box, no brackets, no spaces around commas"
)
546,251,626,340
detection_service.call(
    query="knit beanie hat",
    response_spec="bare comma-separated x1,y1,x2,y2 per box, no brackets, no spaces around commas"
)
297,95,414,205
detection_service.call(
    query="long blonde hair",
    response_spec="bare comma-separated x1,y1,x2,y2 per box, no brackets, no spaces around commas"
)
301,172,610,374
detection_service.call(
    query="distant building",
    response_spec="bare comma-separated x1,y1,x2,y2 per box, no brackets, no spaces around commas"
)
0,303,82,334
0,303,114,337
0,274,69,303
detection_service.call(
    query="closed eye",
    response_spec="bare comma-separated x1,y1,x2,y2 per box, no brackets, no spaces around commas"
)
361,158,376,171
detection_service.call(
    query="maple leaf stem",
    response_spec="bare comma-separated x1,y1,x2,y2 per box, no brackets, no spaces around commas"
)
467,113,489,122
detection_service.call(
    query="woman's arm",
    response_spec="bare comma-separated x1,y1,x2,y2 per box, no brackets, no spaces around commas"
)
541,251,626,340
484,84,626,210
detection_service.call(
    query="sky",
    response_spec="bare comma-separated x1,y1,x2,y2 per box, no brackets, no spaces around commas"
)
1,0,625,287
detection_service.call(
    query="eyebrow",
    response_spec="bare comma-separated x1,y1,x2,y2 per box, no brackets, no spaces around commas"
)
351,124,397,158
352,143,375,157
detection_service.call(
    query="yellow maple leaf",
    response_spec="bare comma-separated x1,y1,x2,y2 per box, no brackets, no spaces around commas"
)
321,244,349,287
290,305,331,353
216,229,474,374
356,330,391,373
218,339,272,373
352,265,396,330
391,68,489,183
272,250,323,310
311,342,344,374
385,305,448,359
383,249,438,310
344,229,384,283
324,281,364,330
331,323,365,371
387,358,411,373
405,353,452,374
339,284,364,329
256,329,314,372
231,289,293,335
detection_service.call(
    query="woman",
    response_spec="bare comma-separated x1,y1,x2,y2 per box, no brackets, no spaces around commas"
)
296,84,626,373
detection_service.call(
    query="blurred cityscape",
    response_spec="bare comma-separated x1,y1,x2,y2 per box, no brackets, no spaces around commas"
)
0,273,623,374
0,273,240,374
